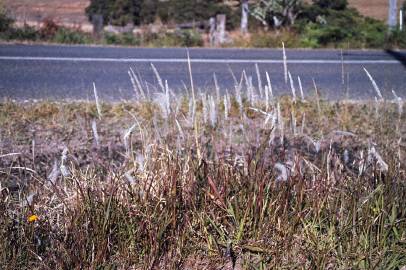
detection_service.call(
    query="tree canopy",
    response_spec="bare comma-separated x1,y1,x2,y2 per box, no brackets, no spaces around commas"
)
85,0,142,26
86,0,234,26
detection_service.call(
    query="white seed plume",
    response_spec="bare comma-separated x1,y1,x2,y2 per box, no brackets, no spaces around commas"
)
368,146,388,171
151,63,165,93
243,70,250,103
392,90,403,117
165,80,171,116
175,118,184,138
248,76,255,104
155,93,170,119
374,96,379,118
255,63,263,99
282,42,288,84
209,95,217,127
91,119,100,147
291,111,297,135
93,82,102,120
128,70,139,99
48,159,60,184
277,102,284,144
263,111,276,129
344,149,349,164
265,85,269,111
130,67,146,99
228,65,238,86
187,49,196,106
235,82,243,115
224,95,229,120
298,76,305,101
202,94,208,124
313,140,320,153
288,71,296,102
21,192,37,207
334,130,356,137
266,71,274,100
123,123,137,153
136,153,145,172
213,73,220,103
226,90,231,111
274,163,288,181
60,147,69,177
364,68,383,100
301,112,306,134
359,150,365,176
304,135,321,153
188,98,195,124
124,171,136,185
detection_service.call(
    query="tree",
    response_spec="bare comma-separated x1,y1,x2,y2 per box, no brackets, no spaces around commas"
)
165,0,232,24
86,0,142,26
251,0,303,28
388,0,398,29
0,1,13,32
241,0,249,34
139,0,158,24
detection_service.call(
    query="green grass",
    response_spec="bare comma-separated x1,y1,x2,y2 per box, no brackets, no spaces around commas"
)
0,93,405,269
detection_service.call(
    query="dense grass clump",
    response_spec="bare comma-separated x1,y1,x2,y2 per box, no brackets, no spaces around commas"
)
0,92,405,269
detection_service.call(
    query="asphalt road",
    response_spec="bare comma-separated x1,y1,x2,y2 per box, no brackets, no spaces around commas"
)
1,44,406,101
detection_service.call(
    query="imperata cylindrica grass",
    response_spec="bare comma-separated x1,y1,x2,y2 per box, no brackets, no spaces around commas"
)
364,67,383,100
92,82,102,119
288,71,297,103
282,42,288,84
2,50,405,269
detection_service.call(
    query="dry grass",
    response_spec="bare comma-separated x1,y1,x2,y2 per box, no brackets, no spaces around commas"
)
0,90,405,269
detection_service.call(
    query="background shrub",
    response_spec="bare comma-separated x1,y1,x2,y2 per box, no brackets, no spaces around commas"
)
0,5,13,32
52,28,91,44
104,32,141,46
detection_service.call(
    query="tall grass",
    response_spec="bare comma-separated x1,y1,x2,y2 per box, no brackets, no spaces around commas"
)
0,64,405,269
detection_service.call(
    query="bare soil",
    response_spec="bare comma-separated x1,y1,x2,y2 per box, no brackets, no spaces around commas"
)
4,0,91,27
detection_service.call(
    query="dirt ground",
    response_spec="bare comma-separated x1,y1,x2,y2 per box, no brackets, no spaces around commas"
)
349,0,403,21
3,0,91,30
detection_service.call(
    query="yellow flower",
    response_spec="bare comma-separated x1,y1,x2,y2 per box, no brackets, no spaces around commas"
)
28,215,38,223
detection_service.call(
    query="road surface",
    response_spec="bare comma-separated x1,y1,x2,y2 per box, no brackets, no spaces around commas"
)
0,44,405,100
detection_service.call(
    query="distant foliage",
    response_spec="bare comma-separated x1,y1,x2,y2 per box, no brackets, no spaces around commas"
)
52,28,92,44
251,0,304,28
296,4,389,48
0,2,13,32
161,0,233,24
39,19,59,39
85,0,235,27
86,0,143,26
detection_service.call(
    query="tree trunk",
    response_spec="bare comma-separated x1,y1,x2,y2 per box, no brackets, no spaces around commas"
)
215,14,226,46
209,17,216,46
388,0,398,29
241,0,249,35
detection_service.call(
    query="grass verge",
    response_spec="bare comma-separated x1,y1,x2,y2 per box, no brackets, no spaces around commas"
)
0,95,405,269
